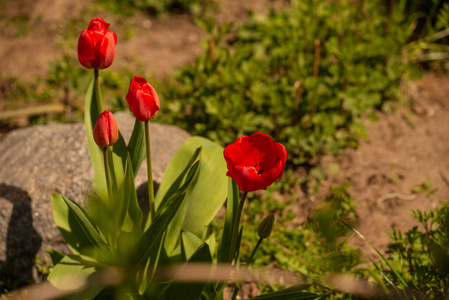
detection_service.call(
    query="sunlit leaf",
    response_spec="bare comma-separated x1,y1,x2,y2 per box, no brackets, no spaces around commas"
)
51,194,97,258
217,178,239,263
155,137,227,255
61,196,112,263
181,230,204,261
127,119,146,175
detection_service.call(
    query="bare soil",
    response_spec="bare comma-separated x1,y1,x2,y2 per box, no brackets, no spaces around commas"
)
318,72,449,257
1,0,449,265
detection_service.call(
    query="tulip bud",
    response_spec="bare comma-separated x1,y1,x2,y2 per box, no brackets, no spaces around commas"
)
257,214,275,239
125,76,160,122
93,111,119,147
78,18,117,69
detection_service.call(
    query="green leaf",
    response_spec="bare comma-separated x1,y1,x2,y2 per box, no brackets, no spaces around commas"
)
140,231,167,294
51,194,97,257
108,134,129,198
116,158,143,260
84,80,107,201
154,146,202,216
45,249,65,266
84,79,127,203
132,192,186,267
164,244,212,300
210,179,239,299
181,230,204,261
111,157,143,235
156,137,228,255
205,233,216,262
85,78,143,259
127,119,146,175
217,178,239,263
161,160,201,254
122,158,143,236
61,196,112,263
47,255,103,299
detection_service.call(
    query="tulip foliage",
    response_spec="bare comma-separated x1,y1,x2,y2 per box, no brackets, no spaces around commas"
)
47,18,314,300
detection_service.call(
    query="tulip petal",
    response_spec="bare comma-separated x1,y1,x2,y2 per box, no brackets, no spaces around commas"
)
108,113,119,145
93,111,119,147
223,144,244,166
228,165,267,192
78,30,95,69
98,31,116,69
238,137,263,166
140,92,160,120
126,77,160,122
78,18,116,70
233,135,248,146
223,132,287,192
93,113,109,147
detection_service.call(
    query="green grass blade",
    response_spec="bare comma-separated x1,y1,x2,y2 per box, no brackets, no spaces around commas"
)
341,220,410,289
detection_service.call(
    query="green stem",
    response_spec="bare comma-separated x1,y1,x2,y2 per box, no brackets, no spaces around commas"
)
103,147,112,202
227,191,248,262
232,237,263,300
145,120,155,224
94,68,103,113
231,282,240,300
247,238,263,265
103,146,117,251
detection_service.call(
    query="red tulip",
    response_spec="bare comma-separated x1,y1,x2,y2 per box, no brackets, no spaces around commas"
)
125,76,160,122
223,132,287,192
78,17,117,69
93,110,119,147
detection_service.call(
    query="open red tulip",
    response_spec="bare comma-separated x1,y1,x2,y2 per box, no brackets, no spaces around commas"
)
93,110,119,147
224,132,287,192
78,17,117,69
126,76,160,122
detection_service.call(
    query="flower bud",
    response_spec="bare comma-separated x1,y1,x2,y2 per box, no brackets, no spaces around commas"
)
257,214,275,239
93,110,119,147
78,17,117,69
125,76,160,122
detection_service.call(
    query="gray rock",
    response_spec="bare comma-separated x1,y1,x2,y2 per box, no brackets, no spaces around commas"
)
0,112,190,284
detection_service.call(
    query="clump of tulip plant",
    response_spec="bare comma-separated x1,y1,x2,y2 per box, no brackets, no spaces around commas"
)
45,17,316,300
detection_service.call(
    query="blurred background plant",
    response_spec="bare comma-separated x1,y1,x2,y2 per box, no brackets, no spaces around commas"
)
383,202,449,298
159,0,449,170
2,0,448,170
94,0,216,17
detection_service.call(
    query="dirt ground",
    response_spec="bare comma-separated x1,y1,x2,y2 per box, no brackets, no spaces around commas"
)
1,0,449,263
315,72,449,257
